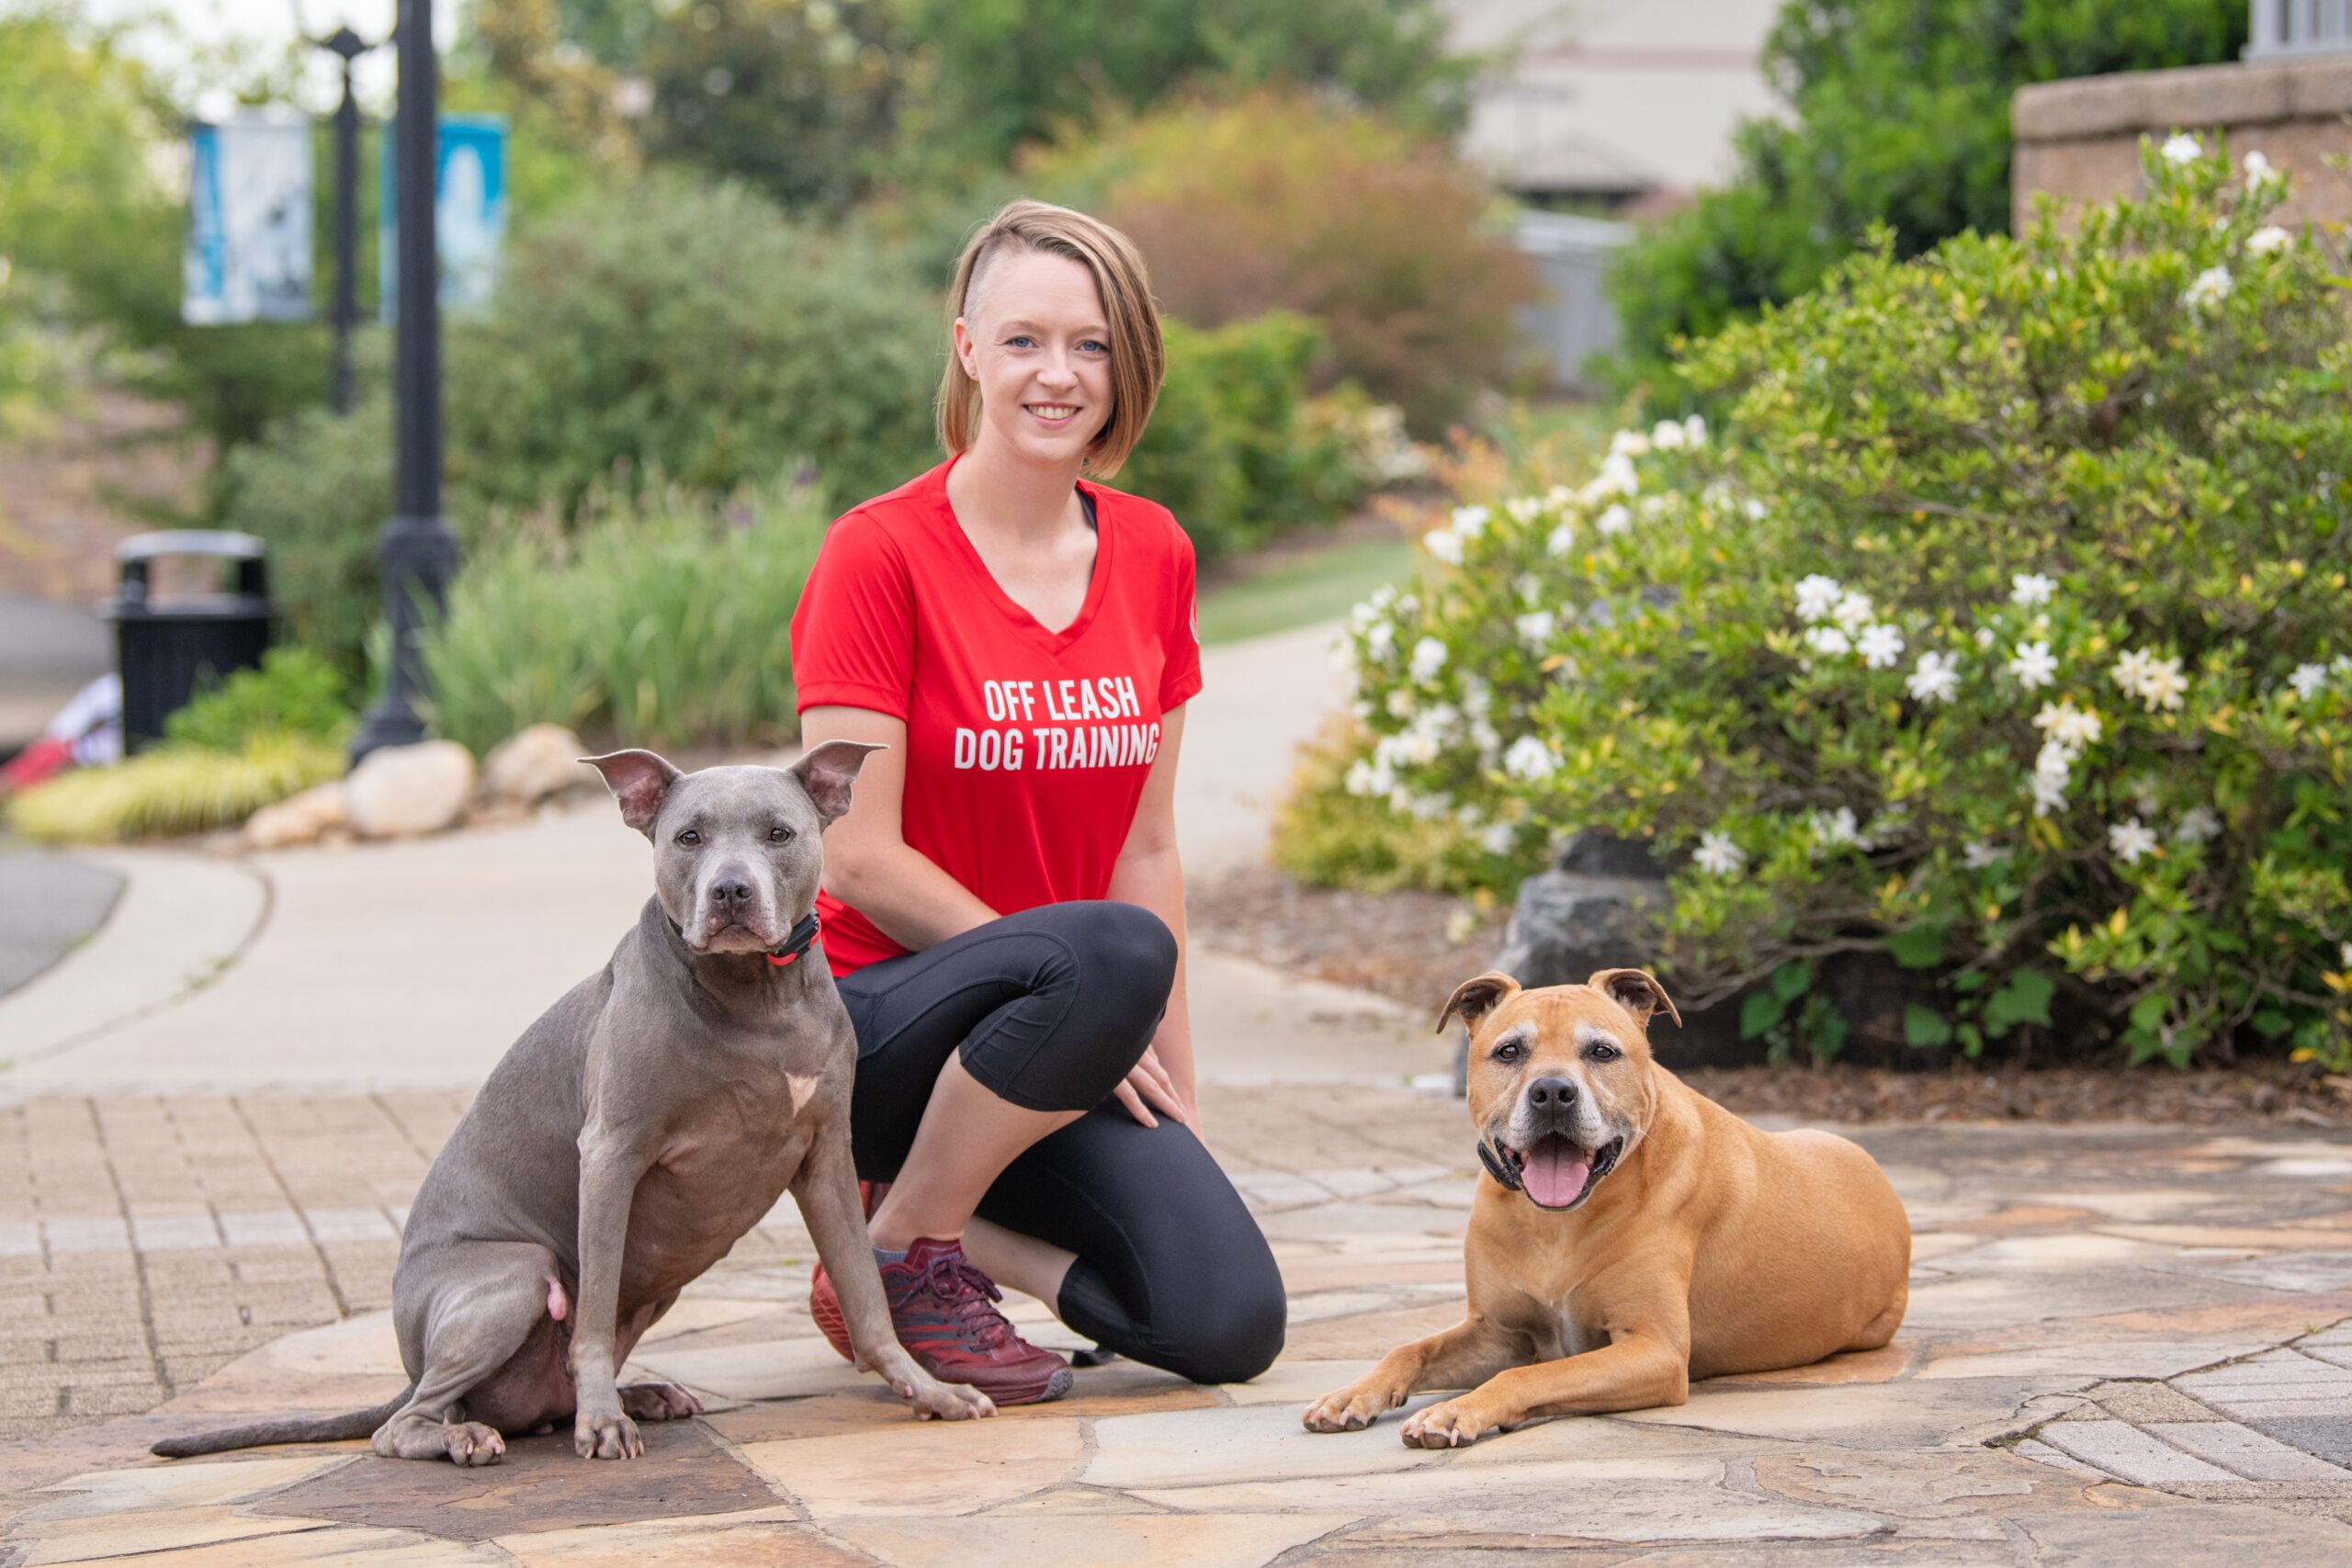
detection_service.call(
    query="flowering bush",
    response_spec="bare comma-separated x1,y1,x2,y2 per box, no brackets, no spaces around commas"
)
1319,142,2352,1068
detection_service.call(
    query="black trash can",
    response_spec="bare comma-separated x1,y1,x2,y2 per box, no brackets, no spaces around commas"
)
107,532,274,754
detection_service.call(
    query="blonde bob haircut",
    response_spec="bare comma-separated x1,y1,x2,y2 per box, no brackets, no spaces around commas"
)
936,200,1166,479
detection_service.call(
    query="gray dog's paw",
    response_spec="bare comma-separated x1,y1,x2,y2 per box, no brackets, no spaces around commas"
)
574,1407,643,1460
443,1421,505,1466
619,1382,704,1422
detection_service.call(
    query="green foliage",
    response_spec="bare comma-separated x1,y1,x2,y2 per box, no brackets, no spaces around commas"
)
6,735,345,843
1121,312,1363,562
164,647,356,752
1315,147,2352,1068
890,0,1474,186
1272,728,1502,896
1031,91,1538,432
420,477,830,755
639,0,912,210
1604,0,2246,406
444,175,939,517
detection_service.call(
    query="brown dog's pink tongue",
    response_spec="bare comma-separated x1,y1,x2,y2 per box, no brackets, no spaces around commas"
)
1523,1141,1591,1207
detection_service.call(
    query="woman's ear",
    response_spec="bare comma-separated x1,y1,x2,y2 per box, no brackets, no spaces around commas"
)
953,316,978,378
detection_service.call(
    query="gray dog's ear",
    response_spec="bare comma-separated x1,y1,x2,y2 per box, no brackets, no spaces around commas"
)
791,739,887,825
1589,967,1682,1029
1435,971,1521,1035
581,750,683,838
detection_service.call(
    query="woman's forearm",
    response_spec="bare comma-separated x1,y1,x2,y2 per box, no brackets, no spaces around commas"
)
1106,842,1193,1109
830,836,999,953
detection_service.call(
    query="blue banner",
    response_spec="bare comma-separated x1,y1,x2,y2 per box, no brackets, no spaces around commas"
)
183,120,314,325
379,115,509,319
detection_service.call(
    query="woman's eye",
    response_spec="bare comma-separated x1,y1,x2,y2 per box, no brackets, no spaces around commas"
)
675,829,701,846
1080,339,1109,355
1006,334,1035,348
769,826,795,843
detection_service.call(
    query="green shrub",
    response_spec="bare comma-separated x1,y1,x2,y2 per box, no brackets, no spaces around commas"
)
1313,144,2352,1069
1272,724,1499,894
1122,312,1364,561
1603,0,2246,408
421,475,829,755
6,735,345,843
165,647,355,752
1029,90,1539,433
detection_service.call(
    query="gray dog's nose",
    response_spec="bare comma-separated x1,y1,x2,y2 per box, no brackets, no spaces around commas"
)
711,877,755,909
1527,1076,1577,1110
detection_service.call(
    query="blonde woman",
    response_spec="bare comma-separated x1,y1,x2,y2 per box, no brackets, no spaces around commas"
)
789,201,1285,1404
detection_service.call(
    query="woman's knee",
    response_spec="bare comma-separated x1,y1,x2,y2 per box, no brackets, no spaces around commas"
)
1023,900,1176,1007
1157,1252,1287,1386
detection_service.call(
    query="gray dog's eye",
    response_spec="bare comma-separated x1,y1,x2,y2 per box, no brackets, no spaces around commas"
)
675,829,701,847
769,826,796,843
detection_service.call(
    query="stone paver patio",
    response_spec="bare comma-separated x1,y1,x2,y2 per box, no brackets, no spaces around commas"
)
2,1109,2349,1563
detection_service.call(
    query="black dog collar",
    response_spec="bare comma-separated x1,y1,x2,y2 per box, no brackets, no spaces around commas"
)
765,910,821,968
1476,1138,1522,1191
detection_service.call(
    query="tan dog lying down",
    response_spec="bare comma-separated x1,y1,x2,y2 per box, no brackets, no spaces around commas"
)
1305,968,1909,1448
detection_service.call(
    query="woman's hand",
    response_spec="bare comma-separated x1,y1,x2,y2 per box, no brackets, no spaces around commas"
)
1113,1045,1195,1131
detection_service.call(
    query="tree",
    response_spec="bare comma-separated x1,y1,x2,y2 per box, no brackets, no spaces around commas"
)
1604,0,2247,405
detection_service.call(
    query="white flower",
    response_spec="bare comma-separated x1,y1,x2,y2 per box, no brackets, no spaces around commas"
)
2007,640,2060,691
2010,571,2057,607
1385,686,1417,718
1808,807,1860,853
1545,520,1577,557
1596,503,1634,537
2244,149,2278,186
1451,504,1489,537
2248,225,2291,254
2182,265,2233,310
1856,624,1905,670
1692,830,1746,876
1462,676,1493,719
1478,820,1517,855
1794,574,1844,623
1345,757,1394,797
1363,621,1395,662
2109,818,2160,865
2033,699,2104,749
1906,650,1962,704
1804,626,1853,658
2110,647,2153,694
1832,590,1875,631
1682,414,1708,447
2030,739,2075,817
1515,609,1556,649
1408,637,1449,682
1592,451,1640,497
1609,428,1651,459
1414,703,1459,742
2342,941,2352,970
1470,719,1501,760
1407,792,1453,822
1504,496,1543,525
1962,840,2008,869
1743,496,1767,521
1973,626,1997,649
1513,573,1543,605
1650,418,1687,450
2174,806,2222,844
2110,647,2188,712
1502,735,1558,781
2289,662,2328,701
2161,132,2201,165
1422,526,1463,566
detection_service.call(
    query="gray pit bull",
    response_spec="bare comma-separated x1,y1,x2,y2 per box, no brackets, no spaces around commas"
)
154,744,991,1464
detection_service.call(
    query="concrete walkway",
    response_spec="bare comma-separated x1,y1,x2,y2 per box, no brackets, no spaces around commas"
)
0,623,2348,1562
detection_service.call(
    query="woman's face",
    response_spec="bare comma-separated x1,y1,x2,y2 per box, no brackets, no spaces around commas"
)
955,248,1114,471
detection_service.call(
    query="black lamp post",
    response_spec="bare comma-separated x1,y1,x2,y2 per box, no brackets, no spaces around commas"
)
307,23,378,415
350,0,458,761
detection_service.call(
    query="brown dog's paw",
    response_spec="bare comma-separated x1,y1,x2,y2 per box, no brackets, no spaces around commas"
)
619,1382,704,1422
443,1421,505,1466
574,1406,643,1460
1400,1400,1500,1449
1302,1383,1402,1434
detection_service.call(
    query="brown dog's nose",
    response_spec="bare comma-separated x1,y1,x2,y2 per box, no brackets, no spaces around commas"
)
1527,1076,1577,1109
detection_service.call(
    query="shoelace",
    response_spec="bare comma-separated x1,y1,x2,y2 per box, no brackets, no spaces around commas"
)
920,1252,1018,1350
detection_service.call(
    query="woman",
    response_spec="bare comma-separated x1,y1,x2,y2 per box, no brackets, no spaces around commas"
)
787,200,1286,1404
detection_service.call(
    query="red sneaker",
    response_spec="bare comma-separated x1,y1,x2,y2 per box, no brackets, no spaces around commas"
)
811,1234,1073,1406
808,1180,885,1362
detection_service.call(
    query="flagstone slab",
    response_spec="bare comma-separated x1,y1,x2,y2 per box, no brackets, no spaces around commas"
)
1086,1401,1440,1491
822,1511,1361,1568
9,1503,332,1564
702,1364,1219,1443
1611,1378,2049,1449
1707,1343,1919,1388
2012,1498,2352,1562
1915,1337,2248,1382
249,1422,780,1542
736,1416,1084,1518
628,1336,873,1403
1223,1358,1380,1407
1747,1445,2119,1522
74,1525,511,1563
1280,1300,1466,1360
494,1510,865,1567
28,1455,348,1519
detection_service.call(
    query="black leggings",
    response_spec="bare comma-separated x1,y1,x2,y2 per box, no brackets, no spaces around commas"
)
833,901,1286,1384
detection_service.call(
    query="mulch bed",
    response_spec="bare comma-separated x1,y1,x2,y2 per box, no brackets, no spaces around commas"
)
1190,864,2352,1128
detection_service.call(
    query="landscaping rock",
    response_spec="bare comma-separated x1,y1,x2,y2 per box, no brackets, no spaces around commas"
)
482,724,592,807
243,783,348,851
345,741,475,839
1555,829,1666,880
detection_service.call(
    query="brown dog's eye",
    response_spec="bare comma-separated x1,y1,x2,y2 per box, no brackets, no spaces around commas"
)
675,829,701,846
769,826,796,843
1493,1040,1524,1063
1585,1042,1622,1063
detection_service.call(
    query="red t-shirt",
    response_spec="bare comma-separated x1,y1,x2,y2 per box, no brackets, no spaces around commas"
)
789,457,1203,976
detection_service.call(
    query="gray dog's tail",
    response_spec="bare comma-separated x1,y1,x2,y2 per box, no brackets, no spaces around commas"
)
150,1388,413,1459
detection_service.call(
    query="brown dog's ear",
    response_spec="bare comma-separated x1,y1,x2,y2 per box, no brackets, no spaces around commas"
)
792,739,887,825
1588,967,1682,1029
582,750,683,839
1435,971,1521,1035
